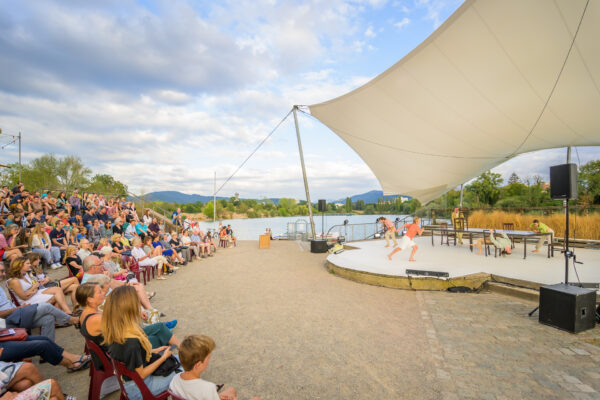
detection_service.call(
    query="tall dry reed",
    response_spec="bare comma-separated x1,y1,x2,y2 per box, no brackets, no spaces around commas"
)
467,210,600,240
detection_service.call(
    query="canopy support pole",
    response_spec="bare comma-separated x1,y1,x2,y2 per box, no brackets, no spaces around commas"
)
213,171,216,233
459,184,464,208
293,106,316,240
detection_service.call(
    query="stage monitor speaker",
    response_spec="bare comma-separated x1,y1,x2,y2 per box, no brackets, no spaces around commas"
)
550,163,578,200
310,239,329,253
539,283,595,333
318,199,327,212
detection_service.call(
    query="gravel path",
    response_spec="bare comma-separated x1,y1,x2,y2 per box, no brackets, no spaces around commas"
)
39,240,600,399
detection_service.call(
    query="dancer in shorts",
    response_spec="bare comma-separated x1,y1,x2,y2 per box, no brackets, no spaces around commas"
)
377,217,397,248
388,217,424,261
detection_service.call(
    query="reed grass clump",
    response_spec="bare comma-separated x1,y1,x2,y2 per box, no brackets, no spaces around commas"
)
467,210,600,240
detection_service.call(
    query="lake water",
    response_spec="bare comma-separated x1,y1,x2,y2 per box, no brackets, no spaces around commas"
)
195,214,412,240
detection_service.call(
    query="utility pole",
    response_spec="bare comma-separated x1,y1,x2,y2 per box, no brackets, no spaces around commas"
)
0,129,22,181
18,132,21,182
213,171,217,233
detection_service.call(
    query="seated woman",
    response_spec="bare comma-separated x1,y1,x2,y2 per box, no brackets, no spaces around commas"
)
100,220,113,239
0,358,73,400
7,257,74,314
104,286,179,400
131,238,161,278
98,246,129,281
111,233,126,255
0,224,25,264
155,234,185,265
169,232,191,263
77,283,179,371
470,229,513,256
30,223,62,269
203,232,216,255
0,336,89,373
25,252,80,311
88,219,102,246
143,235,174,276
67,228,80,247
64,245,84,281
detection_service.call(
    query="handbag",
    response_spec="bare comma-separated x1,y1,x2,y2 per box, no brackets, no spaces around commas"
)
0,328,28,342
149,353,181,377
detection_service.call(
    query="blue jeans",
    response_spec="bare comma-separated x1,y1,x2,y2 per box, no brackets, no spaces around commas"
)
123,370,177,400
0,336,64,365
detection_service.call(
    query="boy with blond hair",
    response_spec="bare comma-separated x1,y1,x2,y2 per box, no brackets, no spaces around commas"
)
170,335,260,400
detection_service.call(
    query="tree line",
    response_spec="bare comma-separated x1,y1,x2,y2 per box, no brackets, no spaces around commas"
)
3,154,599,220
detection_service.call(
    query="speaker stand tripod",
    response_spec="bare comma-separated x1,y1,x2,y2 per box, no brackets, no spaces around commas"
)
529,198,581,317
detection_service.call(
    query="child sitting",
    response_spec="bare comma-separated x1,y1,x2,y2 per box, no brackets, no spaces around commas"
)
170,335,260,400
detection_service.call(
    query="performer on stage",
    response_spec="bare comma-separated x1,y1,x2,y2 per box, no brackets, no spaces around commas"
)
388,217,424,261
451,208,464,245
377,216,397,248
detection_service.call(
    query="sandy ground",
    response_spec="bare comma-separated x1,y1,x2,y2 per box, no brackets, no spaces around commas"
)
38,240,600,399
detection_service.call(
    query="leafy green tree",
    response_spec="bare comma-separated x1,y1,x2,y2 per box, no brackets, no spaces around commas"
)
579,160,600,204
86,174,128,195
468,171,503,206
507,172,520,185
56,156,91,191
345,197,352,213
354,200,365,210
364,204,375,214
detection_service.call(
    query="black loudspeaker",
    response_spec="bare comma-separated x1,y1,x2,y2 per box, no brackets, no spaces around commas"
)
310,239,329,253
318,199,327,212
550,163,578,200
539,283,596,333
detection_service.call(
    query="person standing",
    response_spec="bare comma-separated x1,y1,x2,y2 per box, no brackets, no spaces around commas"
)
388,217,424,262
530,219,554,253
451,208,464,245
377,217,397,248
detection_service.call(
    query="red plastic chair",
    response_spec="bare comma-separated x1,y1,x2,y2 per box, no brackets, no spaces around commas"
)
8,288,22,306
121,255,149,285
167,391,187,400
84,339,116,400
109,356,170,400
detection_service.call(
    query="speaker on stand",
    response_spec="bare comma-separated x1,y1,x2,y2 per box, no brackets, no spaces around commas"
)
311,199,329,253
534,163,595,333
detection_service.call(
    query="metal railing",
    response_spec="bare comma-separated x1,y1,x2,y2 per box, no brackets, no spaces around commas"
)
326,222,380,242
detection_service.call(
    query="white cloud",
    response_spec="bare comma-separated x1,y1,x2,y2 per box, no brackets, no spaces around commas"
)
394,17,411,29
365,26,376,38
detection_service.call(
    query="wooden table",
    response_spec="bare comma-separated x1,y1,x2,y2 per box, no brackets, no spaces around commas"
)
427,227,554,259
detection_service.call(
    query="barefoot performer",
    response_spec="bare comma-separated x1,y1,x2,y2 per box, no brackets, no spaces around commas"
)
378,217,398,248
388,217,424,262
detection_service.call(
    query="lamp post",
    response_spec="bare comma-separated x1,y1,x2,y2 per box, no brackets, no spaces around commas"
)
0,129,22,181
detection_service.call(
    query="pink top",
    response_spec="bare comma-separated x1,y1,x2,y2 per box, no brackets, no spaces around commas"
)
382,219,396,232
0,234,7,249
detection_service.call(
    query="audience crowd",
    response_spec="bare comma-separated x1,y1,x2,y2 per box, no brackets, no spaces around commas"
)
0,183,253,400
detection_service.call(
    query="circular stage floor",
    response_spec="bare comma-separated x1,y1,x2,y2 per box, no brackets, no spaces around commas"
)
326,237,600,291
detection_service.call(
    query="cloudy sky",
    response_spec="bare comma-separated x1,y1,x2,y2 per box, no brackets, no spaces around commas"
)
0,0,598,200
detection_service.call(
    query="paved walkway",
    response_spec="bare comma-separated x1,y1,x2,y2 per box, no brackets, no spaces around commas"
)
41,240,600,399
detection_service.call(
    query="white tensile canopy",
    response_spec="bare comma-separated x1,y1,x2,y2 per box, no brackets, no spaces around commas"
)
309,0,600,203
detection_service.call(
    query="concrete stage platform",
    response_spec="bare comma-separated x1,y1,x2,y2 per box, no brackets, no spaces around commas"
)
326,237,600,291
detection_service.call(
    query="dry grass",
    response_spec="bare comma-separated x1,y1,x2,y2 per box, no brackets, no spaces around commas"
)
467,210,600,240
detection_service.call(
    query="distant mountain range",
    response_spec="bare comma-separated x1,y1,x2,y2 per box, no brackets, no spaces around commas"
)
143,190,405,205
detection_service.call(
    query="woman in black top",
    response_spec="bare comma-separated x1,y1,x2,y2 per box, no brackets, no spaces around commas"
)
64,246,83,281
78,283,179,371
104,286,178,399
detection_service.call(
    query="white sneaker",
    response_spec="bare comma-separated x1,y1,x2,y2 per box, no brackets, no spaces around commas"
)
50,263,62,270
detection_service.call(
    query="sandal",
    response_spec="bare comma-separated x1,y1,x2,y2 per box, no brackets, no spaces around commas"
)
147,292,156,300
67,355,90,373
217,384,225,392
